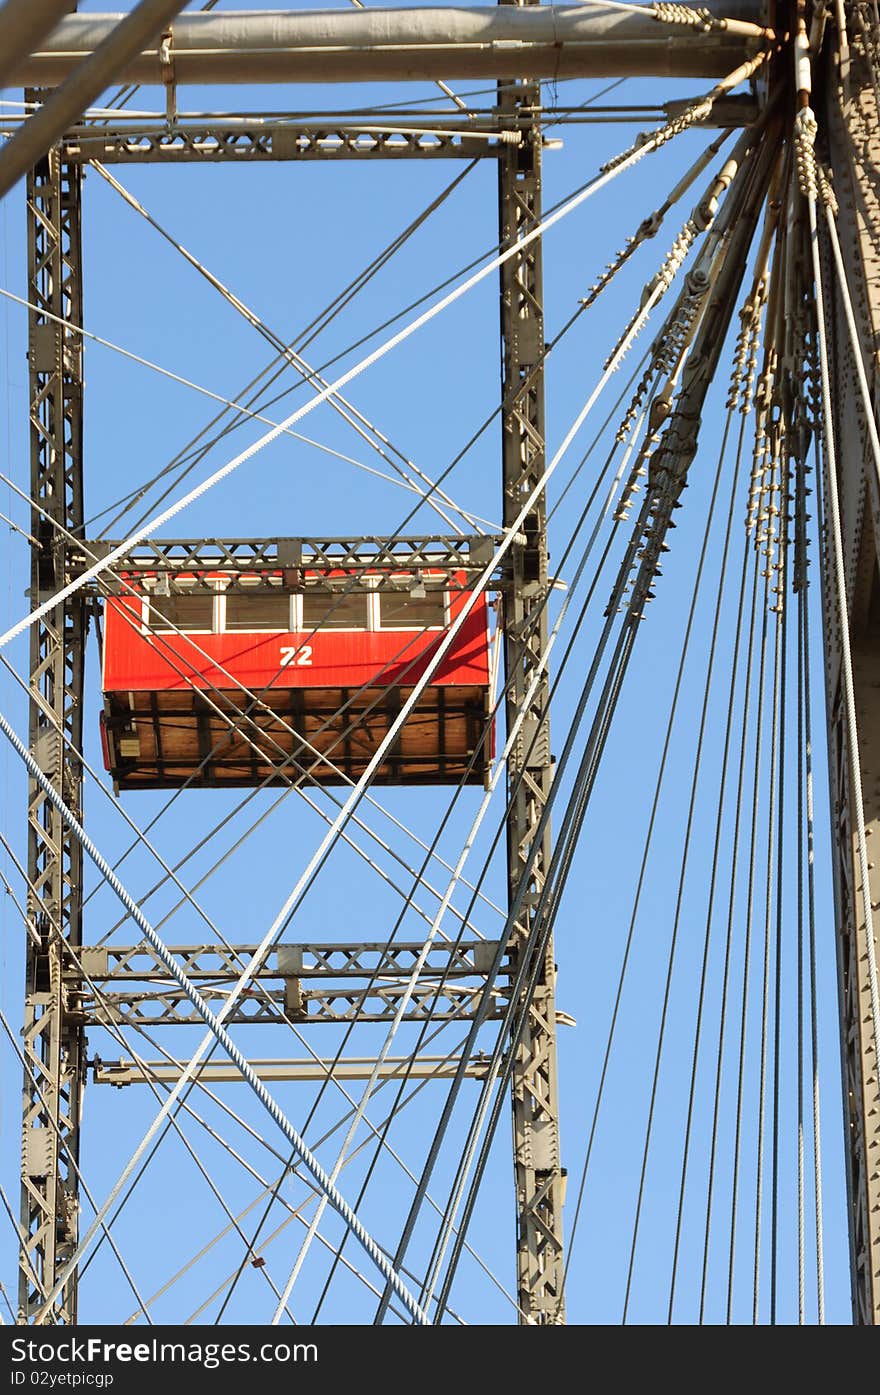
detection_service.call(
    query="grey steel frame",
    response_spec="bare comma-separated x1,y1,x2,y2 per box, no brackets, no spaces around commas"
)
20,145,87,1324
496,0,565,1323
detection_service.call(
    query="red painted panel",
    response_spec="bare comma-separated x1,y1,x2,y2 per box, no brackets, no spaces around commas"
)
102,576,491,694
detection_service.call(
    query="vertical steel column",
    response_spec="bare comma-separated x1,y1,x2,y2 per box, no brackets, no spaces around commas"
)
497,5,565,1324
821,27,880,1323
19,140,86,1324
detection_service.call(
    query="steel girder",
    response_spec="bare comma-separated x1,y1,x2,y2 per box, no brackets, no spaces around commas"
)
69,939,508,1028
820,24,880,1324
61,123,512,164
74,535,502,591
498,9,565,1324
19,146,87,1324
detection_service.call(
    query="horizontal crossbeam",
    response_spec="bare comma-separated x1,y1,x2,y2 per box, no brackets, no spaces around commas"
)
91,1054,493,1084
71,940,508,1026
7,5,764,87
62,122,517,163
74,535,505,591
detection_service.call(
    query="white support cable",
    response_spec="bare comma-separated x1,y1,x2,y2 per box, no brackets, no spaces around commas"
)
272,569,570,1316
274,263,675,1313
807,183,880,1130
12,820,495,1323
6,793,430,1326
418,172,770,1307
90,160,484,537
0,719,430,1326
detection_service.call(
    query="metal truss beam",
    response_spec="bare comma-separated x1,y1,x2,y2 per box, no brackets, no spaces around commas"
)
75,535,504,592
70,940,508,1027
62,123,514,164
498,11,565,1325
821,26,880,1325
19,144,87,1325
7,4,764,88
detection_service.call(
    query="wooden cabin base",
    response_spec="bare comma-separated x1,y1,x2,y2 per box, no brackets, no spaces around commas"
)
101,685,491,790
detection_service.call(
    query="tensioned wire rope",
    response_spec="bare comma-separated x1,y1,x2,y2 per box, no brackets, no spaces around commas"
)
69,959,500,1321
799,336,826,1324
398,133,775,1328
85,108,621,540
561,277,762,1318
91,109,721,544
665,276,774,1318
558,213,771,1315
20,95,753,1316
88,160,485,539
0,899,487,1325
263,351,676,1321
79,73,634,539
0,284,485,531
765,213,791,1327
298,171,736,1305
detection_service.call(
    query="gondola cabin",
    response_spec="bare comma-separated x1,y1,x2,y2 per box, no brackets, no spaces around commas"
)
100,567,494,790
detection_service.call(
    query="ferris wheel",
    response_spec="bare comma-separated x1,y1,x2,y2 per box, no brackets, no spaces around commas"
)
0,0,876,1328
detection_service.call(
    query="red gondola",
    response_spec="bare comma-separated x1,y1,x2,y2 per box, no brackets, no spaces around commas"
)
100,567,493,790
